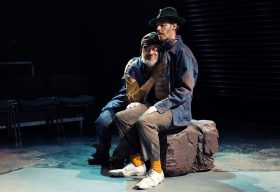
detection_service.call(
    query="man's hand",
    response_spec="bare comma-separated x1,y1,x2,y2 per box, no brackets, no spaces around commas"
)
151,62,164,80
143,106,157,115
126,102,141,109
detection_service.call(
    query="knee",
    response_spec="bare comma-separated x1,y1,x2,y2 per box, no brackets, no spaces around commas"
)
95,115,104,126
115,110,126,124
136,116,152,132
95,117,108,130
96,111,113,128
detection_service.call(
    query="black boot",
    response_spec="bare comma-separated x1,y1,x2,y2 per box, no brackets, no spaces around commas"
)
108,156,126,170
88,143,110,165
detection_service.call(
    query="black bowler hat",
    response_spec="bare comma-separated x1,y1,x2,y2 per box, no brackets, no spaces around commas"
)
149,7,186,27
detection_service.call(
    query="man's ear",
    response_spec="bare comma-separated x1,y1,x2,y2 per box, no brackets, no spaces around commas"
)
173,23,179,31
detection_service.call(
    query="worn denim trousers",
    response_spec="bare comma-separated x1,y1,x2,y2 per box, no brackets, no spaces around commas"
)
95,109,115,153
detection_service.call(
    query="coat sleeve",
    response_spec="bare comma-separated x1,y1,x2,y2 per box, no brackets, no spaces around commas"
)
125,59,158,103
154,51,198,113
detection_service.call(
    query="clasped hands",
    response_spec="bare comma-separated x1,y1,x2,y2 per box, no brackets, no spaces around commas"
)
126,102,157,114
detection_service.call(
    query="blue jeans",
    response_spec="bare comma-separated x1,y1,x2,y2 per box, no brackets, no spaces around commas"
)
95,109,116,154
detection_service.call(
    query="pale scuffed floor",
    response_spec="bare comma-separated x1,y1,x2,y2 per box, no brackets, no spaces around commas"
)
0,130,280,192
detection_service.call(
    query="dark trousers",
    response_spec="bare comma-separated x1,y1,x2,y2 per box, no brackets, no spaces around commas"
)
95,109,115,154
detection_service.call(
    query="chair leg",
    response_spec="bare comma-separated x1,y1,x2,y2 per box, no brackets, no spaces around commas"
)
14,123,18,147
80,117,84,136
47,107,56,139
14,104,22,147
7,110,12,137
18,123,22,146
54,115,64,141
11,110,17,146
14,121,22,147
58,107,65,140
60,119,65,140
13,109,18,147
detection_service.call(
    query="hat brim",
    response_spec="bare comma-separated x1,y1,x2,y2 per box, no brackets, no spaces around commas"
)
149,16,186,27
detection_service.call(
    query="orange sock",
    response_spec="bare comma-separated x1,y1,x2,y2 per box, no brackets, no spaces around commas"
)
151,160,162,173
130,154,144,167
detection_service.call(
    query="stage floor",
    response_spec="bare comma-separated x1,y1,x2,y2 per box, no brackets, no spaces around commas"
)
0,127,280,192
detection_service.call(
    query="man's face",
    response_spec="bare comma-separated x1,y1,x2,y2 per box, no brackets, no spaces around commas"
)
141,44,159,68
156,19,177,41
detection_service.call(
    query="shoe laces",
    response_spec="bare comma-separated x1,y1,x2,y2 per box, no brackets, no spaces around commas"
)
145,169,155,178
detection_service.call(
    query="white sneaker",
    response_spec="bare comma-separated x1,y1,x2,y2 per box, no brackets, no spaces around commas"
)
135,169,164,189
109,163,146,177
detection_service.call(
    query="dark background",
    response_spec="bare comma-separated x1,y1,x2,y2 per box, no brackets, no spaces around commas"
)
0,0,279,133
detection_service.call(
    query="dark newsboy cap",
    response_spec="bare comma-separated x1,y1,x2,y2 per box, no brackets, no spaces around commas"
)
149,7,186,27
140,32,160,52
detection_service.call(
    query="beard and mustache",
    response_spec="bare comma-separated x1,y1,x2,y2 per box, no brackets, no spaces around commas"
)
141,54,159,68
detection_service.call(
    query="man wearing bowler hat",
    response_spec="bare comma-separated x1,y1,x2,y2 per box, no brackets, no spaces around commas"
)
109,7,198,190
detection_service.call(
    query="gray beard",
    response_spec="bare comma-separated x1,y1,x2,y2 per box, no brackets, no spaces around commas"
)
141,57,158,68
